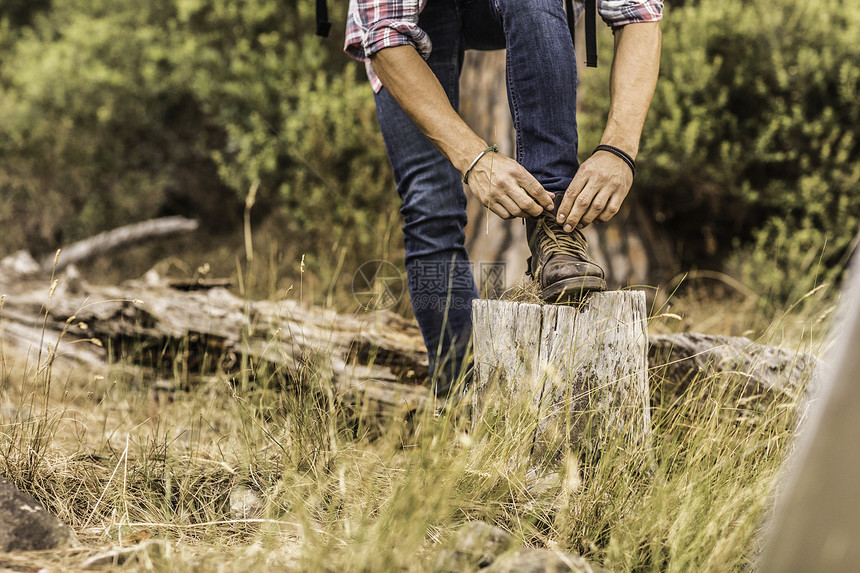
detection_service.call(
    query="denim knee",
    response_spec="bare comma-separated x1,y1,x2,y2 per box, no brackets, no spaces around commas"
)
401,207,469,261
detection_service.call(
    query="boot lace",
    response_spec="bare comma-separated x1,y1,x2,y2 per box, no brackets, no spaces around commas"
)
537,215,590,261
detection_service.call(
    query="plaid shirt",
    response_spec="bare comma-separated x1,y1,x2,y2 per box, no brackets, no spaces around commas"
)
345,0,663,92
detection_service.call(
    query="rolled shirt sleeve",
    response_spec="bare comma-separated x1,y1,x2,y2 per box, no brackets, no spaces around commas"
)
345,0,431,61
597,0,663,29
344,0,431,91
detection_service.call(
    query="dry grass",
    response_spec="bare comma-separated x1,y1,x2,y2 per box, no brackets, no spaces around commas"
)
0,273,828,572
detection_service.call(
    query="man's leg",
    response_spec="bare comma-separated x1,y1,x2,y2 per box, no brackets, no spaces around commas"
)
463,0,605,301
373,0,478,396
465,0,579,193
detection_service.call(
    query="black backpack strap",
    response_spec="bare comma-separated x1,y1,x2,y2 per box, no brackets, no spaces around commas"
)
565,0,598,68
316,0,332,37
565,0,577,42
584,0,597,67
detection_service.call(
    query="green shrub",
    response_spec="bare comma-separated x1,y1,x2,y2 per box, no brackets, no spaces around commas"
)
4,0,857,306
0,0,397,287
0,0,50,28
0,1,184,250
173,0,396,260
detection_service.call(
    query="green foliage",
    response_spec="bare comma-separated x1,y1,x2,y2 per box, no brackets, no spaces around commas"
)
0,0,51,28
2,0,858,304
1,1,179,248
580,0,860,303
173,0,395,257
0,0,395,278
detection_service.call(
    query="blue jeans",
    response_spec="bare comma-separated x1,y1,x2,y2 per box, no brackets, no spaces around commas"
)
374,0,580,396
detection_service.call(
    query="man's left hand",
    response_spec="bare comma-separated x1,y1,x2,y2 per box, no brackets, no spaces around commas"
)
555,151,633,231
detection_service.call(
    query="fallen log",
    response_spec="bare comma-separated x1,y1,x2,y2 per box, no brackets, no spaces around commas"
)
0,267,431,417
648,332,818,406
0,261,818,416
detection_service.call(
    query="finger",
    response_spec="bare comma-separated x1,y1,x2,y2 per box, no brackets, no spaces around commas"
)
492,182,540,217
506,185,547,217
596,193,625,223
579,189,614,227
492,206,513,220
562,182,599,232
486,195,513,219
494,195,522,219
515,170,555,211
557,170,588,224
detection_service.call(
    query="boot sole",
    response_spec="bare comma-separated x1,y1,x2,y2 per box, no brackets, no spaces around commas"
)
541,276,606,304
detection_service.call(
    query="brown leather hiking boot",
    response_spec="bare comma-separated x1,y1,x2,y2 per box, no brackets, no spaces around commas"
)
526,215,606,303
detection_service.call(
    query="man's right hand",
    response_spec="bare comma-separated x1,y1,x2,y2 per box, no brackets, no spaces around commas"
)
464,150,555,219
372,46,553,220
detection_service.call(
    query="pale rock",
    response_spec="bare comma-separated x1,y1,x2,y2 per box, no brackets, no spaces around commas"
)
80,540,169,569
0,251,41,279
434,522,515,572
230,485,265,520
487,548,608,573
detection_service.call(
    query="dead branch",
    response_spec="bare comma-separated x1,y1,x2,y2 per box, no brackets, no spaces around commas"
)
40,216,199,272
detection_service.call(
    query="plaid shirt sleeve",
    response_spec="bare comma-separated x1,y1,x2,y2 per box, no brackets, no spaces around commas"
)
344,0,431,62
596,0,663,29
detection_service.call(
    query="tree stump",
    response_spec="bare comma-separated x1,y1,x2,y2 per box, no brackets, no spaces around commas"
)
471,292,650,459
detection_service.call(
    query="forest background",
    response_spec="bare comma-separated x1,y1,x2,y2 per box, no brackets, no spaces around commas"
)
1,0,858,318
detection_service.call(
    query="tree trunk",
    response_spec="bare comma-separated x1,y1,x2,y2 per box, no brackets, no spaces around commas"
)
470,292,650,458
759,257,860,572
460,51,529,296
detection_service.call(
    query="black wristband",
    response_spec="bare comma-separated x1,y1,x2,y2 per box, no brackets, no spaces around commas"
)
594,144,636,177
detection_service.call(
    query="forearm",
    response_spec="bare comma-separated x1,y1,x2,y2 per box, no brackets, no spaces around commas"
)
370,46,486,173
557,21,661,229
600,22,662,158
